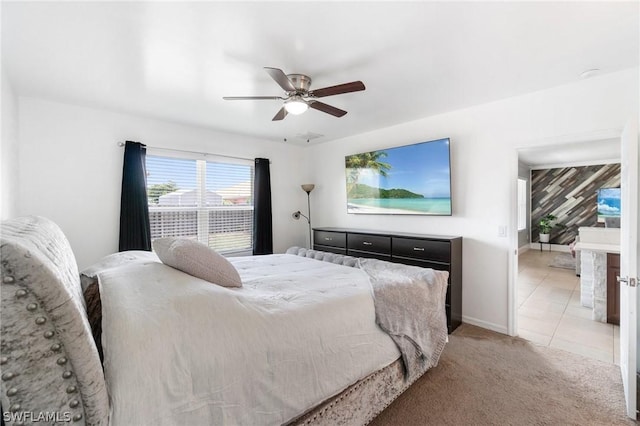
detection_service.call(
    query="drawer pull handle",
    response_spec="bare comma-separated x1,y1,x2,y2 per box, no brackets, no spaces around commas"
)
413,247,425,251
324,237,332,241
363,241,373,246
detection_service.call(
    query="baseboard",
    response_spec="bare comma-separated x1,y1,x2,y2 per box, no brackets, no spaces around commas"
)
527,243,570,252
518,244,531,254
461,316,508,335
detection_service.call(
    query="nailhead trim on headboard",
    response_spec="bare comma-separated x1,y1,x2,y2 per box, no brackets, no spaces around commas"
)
1,216,109,425
1,267,85,423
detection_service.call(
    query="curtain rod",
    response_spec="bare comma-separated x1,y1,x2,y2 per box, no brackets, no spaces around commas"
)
117,142,261,163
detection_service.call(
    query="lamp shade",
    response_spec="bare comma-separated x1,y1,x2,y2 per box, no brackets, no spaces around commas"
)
301,184,315,193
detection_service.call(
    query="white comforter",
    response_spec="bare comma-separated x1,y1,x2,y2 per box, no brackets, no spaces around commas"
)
100,254,400,426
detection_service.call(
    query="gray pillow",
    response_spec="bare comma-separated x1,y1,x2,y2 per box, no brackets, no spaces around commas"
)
152,238,242,288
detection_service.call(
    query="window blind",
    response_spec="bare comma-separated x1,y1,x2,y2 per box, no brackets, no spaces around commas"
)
146,154,254,255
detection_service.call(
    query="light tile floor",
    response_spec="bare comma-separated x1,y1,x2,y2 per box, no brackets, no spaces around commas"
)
518,249,619,365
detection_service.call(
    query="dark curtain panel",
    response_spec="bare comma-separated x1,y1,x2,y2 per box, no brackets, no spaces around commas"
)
119,140,151,251
253,158,273,255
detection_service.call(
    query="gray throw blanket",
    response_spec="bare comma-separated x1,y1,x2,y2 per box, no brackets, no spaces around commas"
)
358,258,449,379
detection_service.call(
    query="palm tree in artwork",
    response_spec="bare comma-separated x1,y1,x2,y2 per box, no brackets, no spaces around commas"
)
345,151,392,196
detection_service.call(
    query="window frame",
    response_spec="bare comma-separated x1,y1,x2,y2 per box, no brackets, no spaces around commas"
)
517,178,528,232
146,149,254,256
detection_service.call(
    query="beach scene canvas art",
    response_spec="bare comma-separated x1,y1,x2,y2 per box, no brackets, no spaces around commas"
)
345,138,452,215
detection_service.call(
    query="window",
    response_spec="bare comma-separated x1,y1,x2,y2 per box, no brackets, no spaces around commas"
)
517,178,527,231
146,153,254,255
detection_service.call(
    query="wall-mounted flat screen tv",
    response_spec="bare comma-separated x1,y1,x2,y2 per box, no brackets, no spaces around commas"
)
597,187,621,219
345,138,452,215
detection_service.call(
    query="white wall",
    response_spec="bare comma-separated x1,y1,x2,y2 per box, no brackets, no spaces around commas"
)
18,98,307,269
1,68,19,220
13,68,639,333
305,68,639,333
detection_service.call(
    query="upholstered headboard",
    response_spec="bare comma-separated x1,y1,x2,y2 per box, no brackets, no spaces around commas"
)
1,216,108,425
285,246,359,267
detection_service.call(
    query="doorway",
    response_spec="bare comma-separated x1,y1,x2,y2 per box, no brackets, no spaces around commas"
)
512,137,622,365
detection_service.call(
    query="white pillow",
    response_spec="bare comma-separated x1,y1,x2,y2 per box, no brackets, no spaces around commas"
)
152,238,242,288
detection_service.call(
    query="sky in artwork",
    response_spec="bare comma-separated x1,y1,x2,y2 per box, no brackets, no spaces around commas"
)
350,138,451,198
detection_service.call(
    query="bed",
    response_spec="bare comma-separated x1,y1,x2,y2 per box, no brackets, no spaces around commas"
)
0,216,448,425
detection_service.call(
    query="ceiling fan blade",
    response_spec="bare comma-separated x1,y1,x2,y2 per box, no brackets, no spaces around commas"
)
308,81,365,98
264,67,296,92
309,101,347,117
223,96,283,100
272,106,288,121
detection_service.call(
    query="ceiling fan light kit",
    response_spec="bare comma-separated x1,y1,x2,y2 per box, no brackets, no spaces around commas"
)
223,67,365,121
284,96,308,115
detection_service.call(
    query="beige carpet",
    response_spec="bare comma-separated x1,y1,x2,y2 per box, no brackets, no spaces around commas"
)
371,324,635,426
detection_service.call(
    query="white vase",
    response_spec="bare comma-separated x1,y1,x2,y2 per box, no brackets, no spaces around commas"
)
539,233,550,243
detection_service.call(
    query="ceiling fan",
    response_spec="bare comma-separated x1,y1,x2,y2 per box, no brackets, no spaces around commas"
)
223,67,365,121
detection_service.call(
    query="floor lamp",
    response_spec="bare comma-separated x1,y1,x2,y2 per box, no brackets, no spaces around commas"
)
292,184,315,248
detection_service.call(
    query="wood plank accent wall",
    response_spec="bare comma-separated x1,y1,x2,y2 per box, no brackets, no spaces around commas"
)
531,163,620,245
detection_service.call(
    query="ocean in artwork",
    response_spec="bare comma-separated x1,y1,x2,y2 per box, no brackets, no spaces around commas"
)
347,197,452,215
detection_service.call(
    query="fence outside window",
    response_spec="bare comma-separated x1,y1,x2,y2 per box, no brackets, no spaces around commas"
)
146,153,254,256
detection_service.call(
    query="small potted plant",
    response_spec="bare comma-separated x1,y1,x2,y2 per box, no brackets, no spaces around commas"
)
538,214,562,242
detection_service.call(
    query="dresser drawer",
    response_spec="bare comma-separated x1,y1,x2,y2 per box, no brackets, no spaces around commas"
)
349,249,391,261
314,228,462,334
347,233,391,255
314,230,346,249
393,237,450,263
313,244,347,255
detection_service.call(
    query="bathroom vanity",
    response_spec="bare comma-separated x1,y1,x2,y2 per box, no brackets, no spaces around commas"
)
576,227,620,324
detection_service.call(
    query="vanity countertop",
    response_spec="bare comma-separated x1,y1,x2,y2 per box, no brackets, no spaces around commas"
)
577,227,620,253
575,242,620,253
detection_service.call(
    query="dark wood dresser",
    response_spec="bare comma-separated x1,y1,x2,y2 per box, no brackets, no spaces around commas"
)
313,227,463,333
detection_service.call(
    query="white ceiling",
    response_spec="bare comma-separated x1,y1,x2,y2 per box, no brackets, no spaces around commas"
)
2,1,639,148
518,138,621,168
